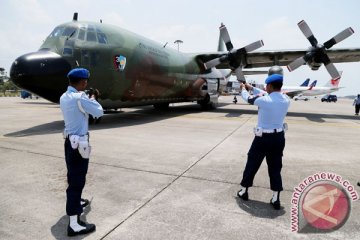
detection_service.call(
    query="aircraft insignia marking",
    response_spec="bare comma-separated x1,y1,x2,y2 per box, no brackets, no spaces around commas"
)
114,55,126,72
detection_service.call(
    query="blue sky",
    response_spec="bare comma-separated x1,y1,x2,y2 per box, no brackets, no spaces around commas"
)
1,0,360,95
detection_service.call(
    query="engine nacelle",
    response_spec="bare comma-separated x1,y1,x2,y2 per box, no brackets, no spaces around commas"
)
304,46,324,71
306,61,322,70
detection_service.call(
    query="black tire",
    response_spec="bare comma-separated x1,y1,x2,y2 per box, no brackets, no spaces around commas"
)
198,94,217,110
153,103,170,110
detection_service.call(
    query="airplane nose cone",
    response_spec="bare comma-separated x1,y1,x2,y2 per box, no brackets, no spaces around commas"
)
10,51,71,103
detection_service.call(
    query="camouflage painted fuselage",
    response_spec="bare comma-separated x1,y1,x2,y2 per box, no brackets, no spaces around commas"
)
11,20,226,109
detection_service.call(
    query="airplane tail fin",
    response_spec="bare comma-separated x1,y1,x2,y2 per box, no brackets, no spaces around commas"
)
308,80,317,90
300,78,310,87
325,70,342,87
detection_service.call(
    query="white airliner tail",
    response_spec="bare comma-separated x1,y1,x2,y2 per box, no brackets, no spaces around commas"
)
325,71,342,88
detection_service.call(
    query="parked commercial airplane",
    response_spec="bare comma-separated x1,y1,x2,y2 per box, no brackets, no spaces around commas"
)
275,80,317,98
301,73,343,97
251,78,313,93
10,13,360,110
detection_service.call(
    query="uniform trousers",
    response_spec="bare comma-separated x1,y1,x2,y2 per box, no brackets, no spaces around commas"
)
240,131,285,191
64,138,89,216
355,104,360,114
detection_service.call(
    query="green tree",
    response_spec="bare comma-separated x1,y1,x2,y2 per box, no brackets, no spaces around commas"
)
1,80,19,96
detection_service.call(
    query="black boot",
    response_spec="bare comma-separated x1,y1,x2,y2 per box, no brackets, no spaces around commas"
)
81,198,90,208
67,215,96,237
270,191,281,210
237,188,249,201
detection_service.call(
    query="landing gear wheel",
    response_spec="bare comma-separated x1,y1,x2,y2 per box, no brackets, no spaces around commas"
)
198,94,217,110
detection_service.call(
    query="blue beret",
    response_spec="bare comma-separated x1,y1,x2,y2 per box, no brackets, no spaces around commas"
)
67,68,90,79
265,74,283,84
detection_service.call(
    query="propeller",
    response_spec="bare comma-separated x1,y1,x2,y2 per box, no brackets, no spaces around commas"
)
287,20,354,80
204,23,264,82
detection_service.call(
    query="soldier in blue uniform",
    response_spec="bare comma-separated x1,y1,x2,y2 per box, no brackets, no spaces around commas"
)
60,68,103,236
353,94,360,115
237,73,290,210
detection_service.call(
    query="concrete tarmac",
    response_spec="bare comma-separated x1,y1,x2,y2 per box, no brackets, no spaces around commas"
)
0,96,359,239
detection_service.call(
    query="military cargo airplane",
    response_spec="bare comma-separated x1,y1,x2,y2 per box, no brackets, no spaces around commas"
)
10,13,360,110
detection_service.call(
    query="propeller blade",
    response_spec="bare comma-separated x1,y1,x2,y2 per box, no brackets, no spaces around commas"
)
287,56,306,72
234,67,246,83
324,27,354,49
298,20,318,46
244,40,264,53
325,62,341,80
204,57,222,69
219,23,233,51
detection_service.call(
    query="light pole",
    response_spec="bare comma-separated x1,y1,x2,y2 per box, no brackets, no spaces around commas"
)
174,40,183,51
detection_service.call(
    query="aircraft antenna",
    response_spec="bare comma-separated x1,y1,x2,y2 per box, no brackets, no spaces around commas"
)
163,42,168,48
73,12,78,21
174,40,183,51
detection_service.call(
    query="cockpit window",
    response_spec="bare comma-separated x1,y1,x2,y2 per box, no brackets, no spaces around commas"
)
86,31,97,42
62,27,77,38
78,28,86,40
97,32,107,44
48,24,107,44
49,26,64,38
66,24,108,44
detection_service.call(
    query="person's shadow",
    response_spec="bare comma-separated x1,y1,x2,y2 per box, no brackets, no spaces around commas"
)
51,200,94,239
235,196,285,219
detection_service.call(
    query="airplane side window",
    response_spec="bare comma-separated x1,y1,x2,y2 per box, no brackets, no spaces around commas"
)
97,33,108,44
86,32,97,42
63,48,73,56
90,52,99,66
78,29,85,40
82,50,90,66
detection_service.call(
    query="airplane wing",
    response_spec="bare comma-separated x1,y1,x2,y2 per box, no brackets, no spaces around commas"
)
235,70,268,75
195,48,360,70
199,21,360,80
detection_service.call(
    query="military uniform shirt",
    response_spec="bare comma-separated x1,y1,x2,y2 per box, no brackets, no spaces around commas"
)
60,86,104,136
241,87,290,129
354,97,360,105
